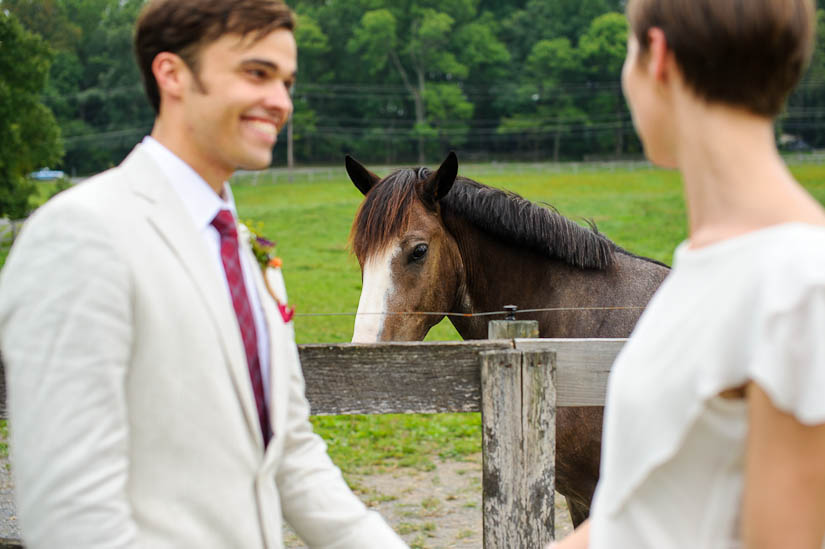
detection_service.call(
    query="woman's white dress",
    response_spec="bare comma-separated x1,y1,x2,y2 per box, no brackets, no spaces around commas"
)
589,223,825,548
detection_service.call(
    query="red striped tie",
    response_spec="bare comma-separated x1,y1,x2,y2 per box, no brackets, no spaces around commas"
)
212,209,272,445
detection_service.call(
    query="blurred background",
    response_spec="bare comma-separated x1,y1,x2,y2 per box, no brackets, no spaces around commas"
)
4,0,825,220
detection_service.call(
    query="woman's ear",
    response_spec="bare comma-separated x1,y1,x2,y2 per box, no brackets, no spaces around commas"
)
647,27,671,83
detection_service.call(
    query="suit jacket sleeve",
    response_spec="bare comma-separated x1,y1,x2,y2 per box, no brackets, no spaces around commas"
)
272,294,407,548
0,197,138,548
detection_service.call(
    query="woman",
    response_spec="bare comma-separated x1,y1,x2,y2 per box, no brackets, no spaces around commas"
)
551,1,825,548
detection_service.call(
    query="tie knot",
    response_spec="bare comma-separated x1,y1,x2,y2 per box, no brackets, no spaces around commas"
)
212,209,237,238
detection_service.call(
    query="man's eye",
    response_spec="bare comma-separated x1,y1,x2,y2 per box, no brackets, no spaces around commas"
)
248,69,266,79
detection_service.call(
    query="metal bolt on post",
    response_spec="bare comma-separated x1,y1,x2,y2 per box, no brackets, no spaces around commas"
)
488,305,539,339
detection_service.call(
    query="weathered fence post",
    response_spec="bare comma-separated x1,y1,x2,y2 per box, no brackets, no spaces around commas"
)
480,349,556,549
481,349,522,549
482,309,555,549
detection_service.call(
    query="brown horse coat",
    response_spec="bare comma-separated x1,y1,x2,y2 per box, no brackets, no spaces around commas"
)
347,153,669,524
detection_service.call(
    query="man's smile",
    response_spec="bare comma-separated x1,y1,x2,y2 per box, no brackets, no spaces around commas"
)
243,117,279,143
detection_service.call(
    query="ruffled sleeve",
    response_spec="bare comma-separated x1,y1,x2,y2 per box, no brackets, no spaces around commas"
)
749,283,825,425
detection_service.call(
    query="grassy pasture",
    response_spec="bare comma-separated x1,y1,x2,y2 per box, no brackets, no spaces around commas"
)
232,163,687,345
229,159,825,473
4,160,825,472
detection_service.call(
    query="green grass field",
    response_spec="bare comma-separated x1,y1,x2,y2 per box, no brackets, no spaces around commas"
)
5,160,825,472
228,159,825,473
234,161,825,344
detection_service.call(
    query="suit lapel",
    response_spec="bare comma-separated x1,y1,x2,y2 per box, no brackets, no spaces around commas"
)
121,146,264,451
239,232,292,458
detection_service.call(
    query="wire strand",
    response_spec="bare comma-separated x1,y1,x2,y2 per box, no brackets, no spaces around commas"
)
295,306,646,318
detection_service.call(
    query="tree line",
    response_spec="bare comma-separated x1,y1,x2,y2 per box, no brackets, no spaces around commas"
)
3,0,825,218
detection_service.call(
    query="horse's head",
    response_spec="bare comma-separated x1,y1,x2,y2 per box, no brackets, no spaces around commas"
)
347,152,465,342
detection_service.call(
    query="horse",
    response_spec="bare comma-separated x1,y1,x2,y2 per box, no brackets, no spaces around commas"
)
345,151,670,526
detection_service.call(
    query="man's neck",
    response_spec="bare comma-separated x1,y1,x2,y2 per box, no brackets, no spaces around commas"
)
150,120,228,196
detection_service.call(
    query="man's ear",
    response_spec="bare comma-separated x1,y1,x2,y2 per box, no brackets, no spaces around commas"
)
152,52,188,102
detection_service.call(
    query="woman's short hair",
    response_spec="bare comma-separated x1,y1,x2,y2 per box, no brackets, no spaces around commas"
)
134,0,295,114
627,0,816,117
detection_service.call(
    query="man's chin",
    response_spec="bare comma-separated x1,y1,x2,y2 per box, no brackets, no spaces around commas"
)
237,151,275,171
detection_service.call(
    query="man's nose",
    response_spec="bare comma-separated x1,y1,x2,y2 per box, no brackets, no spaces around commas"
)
265,81,293,119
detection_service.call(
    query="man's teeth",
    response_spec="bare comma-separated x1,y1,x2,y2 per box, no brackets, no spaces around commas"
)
248,120,277,136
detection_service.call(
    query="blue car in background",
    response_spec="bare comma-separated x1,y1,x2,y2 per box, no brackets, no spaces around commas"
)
29,168,66,181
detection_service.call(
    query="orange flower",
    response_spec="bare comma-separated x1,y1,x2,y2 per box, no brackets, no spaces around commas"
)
268,257,283,268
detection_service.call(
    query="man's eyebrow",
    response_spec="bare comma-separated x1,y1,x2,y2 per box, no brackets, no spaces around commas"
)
240,58,297,78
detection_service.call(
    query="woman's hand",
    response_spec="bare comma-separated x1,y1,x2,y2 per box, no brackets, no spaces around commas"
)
545,519,590,549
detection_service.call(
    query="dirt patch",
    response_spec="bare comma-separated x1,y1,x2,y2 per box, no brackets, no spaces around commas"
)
283,453,574,548
0,447,575,547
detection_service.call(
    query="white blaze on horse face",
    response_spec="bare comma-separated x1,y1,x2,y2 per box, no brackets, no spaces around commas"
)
352,245,399,342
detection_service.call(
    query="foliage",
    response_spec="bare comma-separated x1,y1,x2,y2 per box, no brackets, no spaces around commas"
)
0,10,63,219
10,0,825,173
8,0,153,176
342,1,506,161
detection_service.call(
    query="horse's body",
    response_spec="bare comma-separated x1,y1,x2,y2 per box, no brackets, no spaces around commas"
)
346,153,669,525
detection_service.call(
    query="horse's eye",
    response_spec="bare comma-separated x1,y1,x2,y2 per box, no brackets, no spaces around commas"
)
410,243,428,262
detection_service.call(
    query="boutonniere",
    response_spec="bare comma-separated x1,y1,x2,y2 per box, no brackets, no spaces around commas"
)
248,228,281,271
245,223,295,323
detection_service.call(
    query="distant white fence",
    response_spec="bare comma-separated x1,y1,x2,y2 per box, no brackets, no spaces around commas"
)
232,151,825,186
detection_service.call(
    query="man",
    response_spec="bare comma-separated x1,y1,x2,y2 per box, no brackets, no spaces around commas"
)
0,1,407,547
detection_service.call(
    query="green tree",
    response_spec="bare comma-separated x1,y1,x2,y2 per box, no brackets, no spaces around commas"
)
578,12,629,156
347,1,508,162
501,0,615,64
526,37,585,160
497,12,628,161
2,0,81,50
291,13,329,161
0,11,63,218
10,0,152,175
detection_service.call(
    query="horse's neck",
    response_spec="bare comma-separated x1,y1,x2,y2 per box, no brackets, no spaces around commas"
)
444,215,561,339
444,215,670,340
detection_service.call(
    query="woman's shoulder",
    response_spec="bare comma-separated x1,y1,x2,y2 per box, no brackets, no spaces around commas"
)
754,223,825,307
675,222,825,299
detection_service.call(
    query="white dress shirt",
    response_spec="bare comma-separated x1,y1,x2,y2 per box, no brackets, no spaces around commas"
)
140,136,272,404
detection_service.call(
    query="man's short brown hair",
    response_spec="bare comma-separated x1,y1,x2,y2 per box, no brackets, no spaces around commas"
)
627,0,816,117
134,0,295,114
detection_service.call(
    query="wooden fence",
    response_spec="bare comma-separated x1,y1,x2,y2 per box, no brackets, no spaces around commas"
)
0,335,625,549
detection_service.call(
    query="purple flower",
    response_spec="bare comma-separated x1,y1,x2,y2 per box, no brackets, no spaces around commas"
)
255,236,275,248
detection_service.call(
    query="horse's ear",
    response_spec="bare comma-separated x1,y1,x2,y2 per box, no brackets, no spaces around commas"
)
421,151,458,206
345,155,380,196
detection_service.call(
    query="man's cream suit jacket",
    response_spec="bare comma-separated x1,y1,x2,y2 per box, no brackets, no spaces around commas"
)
0,146,406,548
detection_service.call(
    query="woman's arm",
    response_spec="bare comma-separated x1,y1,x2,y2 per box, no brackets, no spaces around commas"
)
545,519,590,549
742,383,825,549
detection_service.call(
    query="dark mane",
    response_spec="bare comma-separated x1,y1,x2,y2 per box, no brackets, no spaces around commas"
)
351,167,424,264
351,167,620,270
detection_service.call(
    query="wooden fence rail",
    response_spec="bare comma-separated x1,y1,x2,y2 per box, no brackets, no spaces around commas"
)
0,337,626,549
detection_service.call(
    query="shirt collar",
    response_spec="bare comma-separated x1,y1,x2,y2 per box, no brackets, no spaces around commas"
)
140,135,238,229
